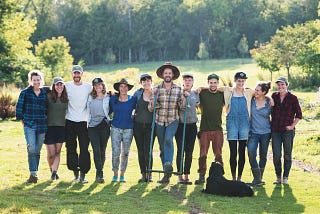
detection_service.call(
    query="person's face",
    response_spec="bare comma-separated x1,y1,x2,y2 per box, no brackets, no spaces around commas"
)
163,68,173,83
141,78,152,90
276,82,287,93
183,77,193,90
54,83,64,94
208,78,219,91
72,71,82,83
94,83,104,93
119,83,128,95
254,85,265,98
31,75,41,88
235,78,246,89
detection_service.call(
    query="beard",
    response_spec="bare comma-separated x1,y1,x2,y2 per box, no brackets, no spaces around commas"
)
164,76,172,83
73,76,81,83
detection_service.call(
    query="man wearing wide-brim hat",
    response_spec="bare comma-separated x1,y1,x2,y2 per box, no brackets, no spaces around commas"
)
148,62,188,184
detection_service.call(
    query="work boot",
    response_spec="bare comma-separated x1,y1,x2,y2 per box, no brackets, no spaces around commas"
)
80,172,88,183
51,170,57,181
250,168,265,186
195,174,205,185
26,175,38,184
138,173,147,183
73,170,79,182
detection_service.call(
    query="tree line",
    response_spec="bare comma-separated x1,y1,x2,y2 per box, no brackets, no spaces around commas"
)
0,0,319,86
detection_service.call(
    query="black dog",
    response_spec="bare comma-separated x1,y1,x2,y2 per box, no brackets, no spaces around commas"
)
203,162,254,197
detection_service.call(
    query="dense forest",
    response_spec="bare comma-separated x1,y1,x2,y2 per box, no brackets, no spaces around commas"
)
0,0,319,84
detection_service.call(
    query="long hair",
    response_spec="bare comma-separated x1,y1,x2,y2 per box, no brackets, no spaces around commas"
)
257,81,271,95
90,83,107,99
49,83,68,103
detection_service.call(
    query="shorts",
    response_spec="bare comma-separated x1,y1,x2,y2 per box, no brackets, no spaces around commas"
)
226,116,250,140
44,126,66,144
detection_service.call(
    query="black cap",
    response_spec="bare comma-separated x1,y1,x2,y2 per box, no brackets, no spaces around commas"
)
140,73,152,81
234,72,247,80
207,73,219,80
92,77,104,85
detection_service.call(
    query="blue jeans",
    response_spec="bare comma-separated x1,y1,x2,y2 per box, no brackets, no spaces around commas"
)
271,130,295,178
247,133,271,169
156,120,179,169
24,126,45,174
111,127,133,172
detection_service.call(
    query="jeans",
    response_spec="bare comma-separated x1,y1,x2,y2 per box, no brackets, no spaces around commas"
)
111,127,133,172
247,133,271,169
88,121,110,172
156,120,179,169
65,120,91,174
197,130,224,175
175,123,197,175
24,126,45,174
133,122,155,174
272,130,295,178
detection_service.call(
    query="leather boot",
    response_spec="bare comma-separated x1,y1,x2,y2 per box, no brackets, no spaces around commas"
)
250,168,265,186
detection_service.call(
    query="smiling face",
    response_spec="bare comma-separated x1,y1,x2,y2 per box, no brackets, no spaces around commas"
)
163,68,174,83
254,85,265,98
141,78,152,90
183,77,193,90
94,82,104,94
234,78,246,89
54,82,65,95
208,78,219,91
119,83,128,95
276,81,288,93
31,75,42,89
72,71,82,83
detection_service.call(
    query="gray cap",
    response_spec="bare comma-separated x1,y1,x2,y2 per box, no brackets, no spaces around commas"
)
52,77,64,85
275,77,288,84
182,73,194,79
72,65,83,73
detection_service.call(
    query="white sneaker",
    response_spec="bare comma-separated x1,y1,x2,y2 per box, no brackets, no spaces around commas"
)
282,177,288,184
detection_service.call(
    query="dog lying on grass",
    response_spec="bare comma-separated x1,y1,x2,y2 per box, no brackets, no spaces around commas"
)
203,162,254,197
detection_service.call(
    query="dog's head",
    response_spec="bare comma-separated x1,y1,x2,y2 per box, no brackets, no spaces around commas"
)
209,162,225,177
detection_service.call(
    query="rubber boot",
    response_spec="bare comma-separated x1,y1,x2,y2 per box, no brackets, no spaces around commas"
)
250,168,264,186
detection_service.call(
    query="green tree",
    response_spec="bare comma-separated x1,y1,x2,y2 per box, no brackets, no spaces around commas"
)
237,34,249,62
35,36,74,83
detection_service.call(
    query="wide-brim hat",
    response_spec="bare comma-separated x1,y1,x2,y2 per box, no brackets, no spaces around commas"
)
113,78,134,91
156,62,180,80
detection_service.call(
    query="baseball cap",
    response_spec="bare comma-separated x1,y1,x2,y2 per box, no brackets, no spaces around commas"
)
234,72,247,80
275,77,288,85
207,73,219,80
72,65,83,73
92,77,104,85
182,73,194,79
52,77,64,85
140,73,152,81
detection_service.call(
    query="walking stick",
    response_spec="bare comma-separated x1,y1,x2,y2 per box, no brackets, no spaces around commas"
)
179,96,189,175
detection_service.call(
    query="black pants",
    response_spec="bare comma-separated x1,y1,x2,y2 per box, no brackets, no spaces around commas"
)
175,123,197,175
88,121,110,173
228,140,247,178
133,122,155,174
65,120,91,174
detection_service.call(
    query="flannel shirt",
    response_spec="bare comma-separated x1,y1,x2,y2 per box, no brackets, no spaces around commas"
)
16,86,48,133
149,82,182,127
271,91,302,132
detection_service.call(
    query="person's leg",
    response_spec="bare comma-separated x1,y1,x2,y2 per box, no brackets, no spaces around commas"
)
65,120,79,173
237,140,247,180
228,140,238,180
134,122,146,174
155,124,166,168
163,120,179,166
175,123,184,173
144,123,155,181
46,144,56,171
195,131,210,184
77,122,91,176
272,131,283,183
111,127,122,179
282,130,295,181
184,123,197,175
119,129,133,182
24,126,37,177
89,127,102,172
247,133,259,169
258,133,271,169
212,130,224,166
50,143,63,180
99,124,110,174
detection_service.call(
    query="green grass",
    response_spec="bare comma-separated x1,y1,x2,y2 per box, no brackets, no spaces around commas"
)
1,59,320,213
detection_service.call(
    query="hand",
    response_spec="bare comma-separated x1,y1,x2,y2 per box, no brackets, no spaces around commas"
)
152,88,158,95
183,91,190,97
286,125,294,131
196,87,203,94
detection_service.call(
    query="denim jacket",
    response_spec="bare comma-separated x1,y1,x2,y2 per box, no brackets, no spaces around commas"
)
132,88,144,116
87,94,111,124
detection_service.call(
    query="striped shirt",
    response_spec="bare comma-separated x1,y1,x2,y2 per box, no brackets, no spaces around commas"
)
149,82,182,127
16,86,48,133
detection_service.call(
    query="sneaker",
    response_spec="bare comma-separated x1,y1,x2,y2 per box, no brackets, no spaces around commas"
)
164,163,173,177
282,177,288,184
51,171,57,181
112,175,118,182
184,179,192,185
120,176,126,183
80,172,88,184
26,175,38,184
55,173,59,180
178,176,185,184
195,174,205,185
273,177,282,184
95,177,105,183
72,170,79,182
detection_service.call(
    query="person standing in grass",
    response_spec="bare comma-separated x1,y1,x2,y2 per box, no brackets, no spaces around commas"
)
195,73,224,185
271,77,302,185
133,74,155,183
44,77,68,181
175,73,199,185
148,62,187,184
218,72,254,181
16,70,47,184
109,78,137,182
247,82,272,186
65,65,92,183
87,77,111,183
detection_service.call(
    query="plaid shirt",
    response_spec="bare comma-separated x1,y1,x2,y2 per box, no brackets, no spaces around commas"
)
149,82,182,127
271,91,302,132
16,86,48,133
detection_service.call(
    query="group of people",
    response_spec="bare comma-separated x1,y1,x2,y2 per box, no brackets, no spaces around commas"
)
16,62,302,186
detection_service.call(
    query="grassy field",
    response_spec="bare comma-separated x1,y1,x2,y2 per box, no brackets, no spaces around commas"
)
1,59,320,213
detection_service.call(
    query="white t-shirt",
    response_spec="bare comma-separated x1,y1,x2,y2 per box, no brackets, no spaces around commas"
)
65,81,92,122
